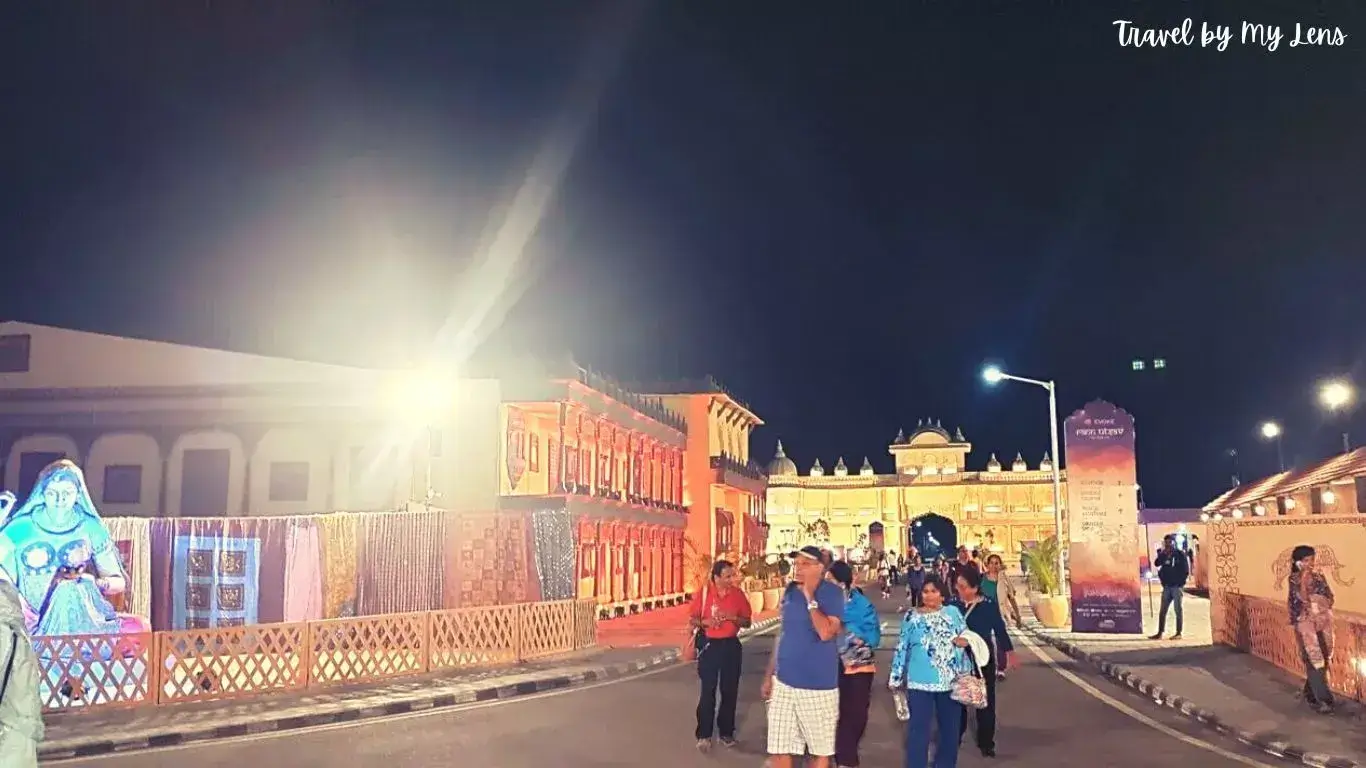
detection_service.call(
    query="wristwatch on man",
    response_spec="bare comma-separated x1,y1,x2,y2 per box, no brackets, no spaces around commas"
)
807,599,820,611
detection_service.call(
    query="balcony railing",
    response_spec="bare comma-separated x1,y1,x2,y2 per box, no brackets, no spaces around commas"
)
636,374,758,417
554,481,686,513
573,366,688,434
710,453,768,482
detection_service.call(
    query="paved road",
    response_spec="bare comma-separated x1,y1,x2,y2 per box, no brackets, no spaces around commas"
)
48,602,1283,768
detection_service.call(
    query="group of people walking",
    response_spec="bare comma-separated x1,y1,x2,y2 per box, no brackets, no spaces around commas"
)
691,544,1021,767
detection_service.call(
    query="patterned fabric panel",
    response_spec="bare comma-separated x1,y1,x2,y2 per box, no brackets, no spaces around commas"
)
318,513,359,618
443,511,531,607
104,516,152,620
355,510,444,616
172,533,261,629
531,508,577,601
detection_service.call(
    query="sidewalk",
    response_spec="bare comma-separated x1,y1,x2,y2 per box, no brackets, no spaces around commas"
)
597,602,780,648
41,614,780,761
1015,584,1366,768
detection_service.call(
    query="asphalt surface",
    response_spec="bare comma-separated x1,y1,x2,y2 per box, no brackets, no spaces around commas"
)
48,596,1285,768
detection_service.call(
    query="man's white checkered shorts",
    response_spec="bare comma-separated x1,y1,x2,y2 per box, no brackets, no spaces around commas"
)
766,677,839,757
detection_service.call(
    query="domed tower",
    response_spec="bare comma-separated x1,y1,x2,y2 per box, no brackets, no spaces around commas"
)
767,440,798,477
860,457,875,476
888,419,971,475
987,453,1002,472
833,457,849,477
810,458,825,477
1012,452,1027,472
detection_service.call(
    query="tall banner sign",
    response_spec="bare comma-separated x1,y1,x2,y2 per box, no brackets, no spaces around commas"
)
1064,400,1143,634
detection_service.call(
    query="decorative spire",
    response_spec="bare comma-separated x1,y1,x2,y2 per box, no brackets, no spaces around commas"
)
935,418,943,429
1012,452,1027,471
987,453,1002,472
917,418,924,427
894,428,906,444
1040,451,1054,471
954,426,966,442
834,457,849,476
860,457,874,476
811,458,825,476
774,440,788,459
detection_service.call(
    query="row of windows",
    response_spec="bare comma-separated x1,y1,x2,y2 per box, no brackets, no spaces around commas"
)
96,460,312,505
12,448,374,512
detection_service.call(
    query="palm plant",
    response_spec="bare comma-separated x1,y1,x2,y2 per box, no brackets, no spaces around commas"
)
1020,536,1062,595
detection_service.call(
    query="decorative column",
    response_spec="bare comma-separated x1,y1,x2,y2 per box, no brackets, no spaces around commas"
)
571,410,584,492
673,530,685,594
585,417,597,491
673,447,684,506
664,530,675,594
647,441,659,503
626,431,636,501
607,424,618,496
597,521,610,604
661,447,672,506
555,401,568,492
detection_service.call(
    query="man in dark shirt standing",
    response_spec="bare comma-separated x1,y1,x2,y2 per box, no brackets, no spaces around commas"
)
1149,535,1190,640
946,546,975,599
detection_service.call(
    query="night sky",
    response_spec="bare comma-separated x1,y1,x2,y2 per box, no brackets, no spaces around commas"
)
5,2,1365,507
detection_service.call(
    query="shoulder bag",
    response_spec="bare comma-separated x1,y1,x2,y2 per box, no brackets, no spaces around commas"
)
951,645,988,709
951,602,988,709
680,585,711,663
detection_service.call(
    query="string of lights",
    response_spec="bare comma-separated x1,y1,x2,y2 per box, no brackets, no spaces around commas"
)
532,508,577,600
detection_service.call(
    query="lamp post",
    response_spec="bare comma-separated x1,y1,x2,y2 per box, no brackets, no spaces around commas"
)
1259,421,1284,471
983,365,1066,596
1318,379,1355,453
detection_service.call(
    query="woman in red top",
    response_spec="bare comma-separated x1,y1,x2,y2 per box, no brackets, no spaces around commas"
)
691,559,753,751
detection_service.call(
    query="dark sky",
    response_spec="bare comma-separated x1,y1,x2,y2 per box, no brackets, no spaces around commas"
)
4,1,1365,507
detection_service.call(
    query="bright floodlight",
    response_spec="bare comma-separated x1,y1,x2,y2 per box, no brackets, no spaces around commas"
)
1320,380,1354,411
383,367,456,426
1260,421,1281,439
982,366,1004,384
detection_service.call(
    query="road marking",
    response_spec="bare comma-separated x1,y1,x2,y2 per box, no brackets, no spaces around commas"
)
1013,631,1278,768
44,622,782,764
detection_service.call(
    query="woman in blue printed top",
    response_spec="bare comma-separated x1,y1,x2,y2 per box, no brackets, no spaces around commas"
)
889,574,972,768
952,564,1014,758
827,561,881,768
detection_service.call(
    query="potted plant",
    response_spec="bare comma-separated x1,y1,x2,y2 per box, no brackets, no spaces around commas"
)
737,554,769,614
1021,536,1070,629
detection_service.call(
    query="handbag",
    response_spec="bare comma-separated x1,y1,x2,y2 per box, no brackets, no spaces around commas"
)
951,646,989,709
680,585,711,663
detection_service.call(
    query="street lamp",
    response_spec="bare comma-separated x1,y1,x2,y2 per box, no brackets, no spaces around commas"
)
1259,421,1285,471
1318,379,1355,452
982,365,1066,596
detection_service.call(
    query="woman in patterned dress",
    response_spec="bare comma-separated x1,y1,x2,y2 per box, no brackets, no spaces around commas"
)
1288,545,1335,713
889,574,971,768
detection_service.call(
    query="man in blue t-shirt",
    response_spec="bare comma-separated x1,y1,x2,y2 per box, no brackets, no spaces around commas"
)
762,546,846,767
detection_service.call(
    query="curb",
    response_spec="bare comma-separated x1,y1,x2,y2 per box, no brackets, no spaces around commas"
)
1018,621,1360,768
40,616,782,761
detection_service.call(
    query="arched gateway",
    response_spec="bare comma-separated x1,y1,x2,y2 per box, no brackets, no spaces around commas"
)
908,513,956,561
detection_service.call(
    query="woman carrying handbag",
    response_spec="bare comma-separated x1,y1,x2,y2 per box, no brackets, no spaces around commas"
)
951,565,1014,757
688,560,751,752
888,574,971,768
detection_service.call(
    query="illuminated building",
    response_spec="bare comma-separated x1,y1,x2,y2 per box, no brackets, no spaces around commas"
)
0,321,500,516
0,321,768,605
497,364,690,609
1202,447,1366,519
765,421,1068,564
643,378,768,591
